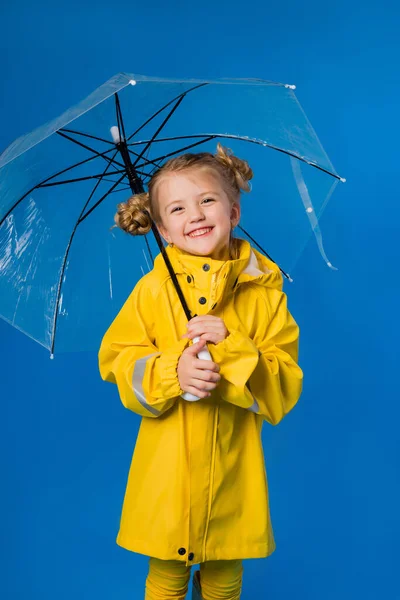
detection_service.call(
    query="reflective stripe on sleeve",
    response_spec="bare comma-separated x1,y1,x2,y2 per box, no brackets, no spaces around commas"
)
245,382,260,413
132,354,161,416
247,398,260,413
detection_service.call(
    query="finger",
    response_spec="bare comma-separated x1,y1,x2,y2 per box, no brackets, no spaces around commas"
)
199,333,221,344
192,369,221,383
187,323,222,335
194,359,220,372
188,316,222,327
189,315,216,323
186,319,225,330
187,339,207,351
193,337,207,344
191,377,219,392
184,386,211,399
182,332,206,340
186,326,223,340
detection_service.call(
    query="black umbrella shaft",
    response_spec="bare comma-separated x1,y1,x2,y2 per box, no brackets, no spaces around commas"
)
116,141,194,322
117,141,144,194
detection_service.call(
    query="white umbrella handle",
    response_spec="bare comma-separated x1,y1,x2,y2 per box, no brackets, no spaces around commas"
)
181,336,212,401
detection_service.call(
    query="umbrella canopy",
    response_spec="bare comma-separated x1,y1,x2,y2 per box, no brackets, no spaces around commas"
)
0,73,344,355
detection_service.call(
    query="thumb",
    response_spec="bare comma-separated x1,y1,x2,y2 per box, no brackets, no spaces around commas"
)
188,338,207,352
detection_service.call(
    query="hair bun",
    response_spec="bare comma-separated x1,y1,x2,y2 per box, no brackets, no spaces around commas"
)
114,192,152,236
215,143,253,192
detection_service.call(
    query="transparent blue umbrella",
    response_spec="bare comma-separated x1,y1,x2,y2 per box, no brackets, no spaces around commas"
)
0,73,345,356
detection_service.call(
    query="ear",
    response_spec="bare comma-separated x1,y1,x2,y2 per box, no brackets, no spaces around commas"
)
158,223,171,245
230,202,241,228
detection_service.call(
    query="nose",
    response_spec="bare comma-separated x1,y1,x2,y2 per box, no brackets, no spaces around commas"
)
188,205,206,222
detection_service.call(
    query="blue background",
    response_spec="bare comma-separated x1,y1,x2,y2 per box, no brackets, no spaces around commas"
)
1,1,399,599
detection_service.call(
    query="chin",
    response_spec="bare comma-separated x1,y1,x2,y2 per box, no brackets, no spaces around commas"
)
189,247,215,257
188,241,216,251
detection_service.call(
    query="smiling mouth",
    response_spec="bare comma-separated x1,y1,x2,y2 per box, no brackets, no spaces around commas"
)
187,227,214,238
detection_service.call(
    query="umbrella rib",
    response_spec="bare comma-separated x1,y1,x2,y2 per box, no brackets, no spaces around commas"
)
56,130,126,170
236,224,291,281
140,136,217,176
60,128,114,145
38,169,150,187
78,173,127,224
131,95,185,168
50,153,121,354
35,147,118,185
109,185,134,194
128,149,161,170
210,133,342,179
128,134,217,146
135,133,342,181
39,170,124,186
0,148,122,228
126,83,208,142
0,148,124,227
141,136,217,184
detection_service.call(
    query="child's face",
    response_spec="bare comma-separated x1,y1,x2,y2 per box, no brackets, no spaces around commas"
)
155,168,240,261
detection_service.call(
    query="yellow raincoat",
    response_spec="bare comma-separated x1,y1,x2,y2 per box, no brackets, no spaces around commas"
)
98,238,303,566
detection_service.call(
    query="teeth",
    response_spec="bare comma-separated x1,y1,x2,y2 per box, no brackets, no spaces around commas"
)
188,227,212,238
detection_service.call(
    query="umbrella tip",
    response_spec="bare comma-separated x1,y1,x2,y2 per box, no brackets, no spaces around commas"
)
129,80,137,86
50,353,54,360
285,84,296,90
327,262,338,271
110,126,121,144
340,177,346,183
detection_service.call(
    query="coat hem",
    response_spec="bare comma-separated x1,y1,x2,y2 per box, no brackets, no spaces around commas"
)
116,532,276,565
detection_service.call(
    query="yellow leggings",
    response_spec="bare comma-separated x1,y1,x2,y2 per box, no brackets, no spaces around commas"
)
145,557,243,600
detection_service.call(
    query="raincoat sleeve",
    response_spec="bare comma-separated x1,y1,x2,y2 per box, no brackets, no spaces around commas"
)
207,288,303,425
98,278,190,418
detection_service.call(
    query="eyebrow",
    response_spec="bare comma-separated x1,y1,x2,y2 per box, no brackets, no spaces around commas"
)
165,191,221,212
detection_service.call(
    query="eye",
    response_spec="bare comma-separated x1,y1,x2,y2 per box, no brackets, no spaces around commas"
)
202,198,214,204
171,206,182,213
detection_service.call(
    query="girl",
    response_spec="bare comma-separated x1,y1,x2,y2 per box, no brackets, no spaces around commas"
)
98,144,303,600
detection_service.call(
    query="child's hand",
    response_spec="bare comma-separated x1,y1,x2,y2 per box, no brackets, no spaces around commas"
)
182,316,228,345
178,339,221,398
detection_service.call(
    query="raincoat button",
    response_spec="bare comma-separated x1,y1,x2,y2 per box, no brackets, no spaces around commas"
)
188,552,194,561
178,547,186,556
187,276,192,283
199,297,207,305
202,264,210,271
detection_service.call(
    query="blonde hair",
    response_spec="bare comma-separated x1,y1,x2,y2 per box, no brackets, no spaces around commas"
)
114,143,253,240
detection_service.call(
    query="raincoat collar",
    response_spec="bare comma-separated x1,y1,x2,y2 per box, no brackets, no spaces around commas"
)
153,238,283,292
